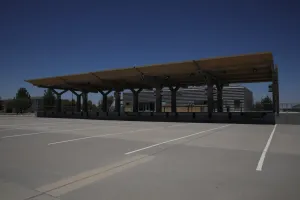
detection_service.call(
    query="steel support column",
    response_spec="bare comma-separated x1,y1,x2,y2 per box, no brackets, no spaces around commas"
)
99,90,112,112
52,89,68,112
76,95,81,112
169,85,179,113
155,86,163,112
207,78,214,115
71,90,82,112
216,84,223,112
272,71,276,114
272,65,280,116
56,95,62,112
275,65,280,116
82,92,88,112
114,90,121,113
130,88,142,112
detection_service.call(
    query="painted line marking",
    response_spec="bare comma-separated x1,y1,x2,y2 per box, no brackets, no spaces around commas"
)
0,123,79,132
48,128,154,145
0,121,148,132
125,124,232,155
48,124,187,145
1,125,109,139
0,119,158,128
0,121,73,127
256,124,277,171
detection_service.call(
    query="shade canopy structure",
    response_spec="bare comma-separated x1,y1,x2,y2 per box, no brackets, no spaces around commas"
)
26,52,275,92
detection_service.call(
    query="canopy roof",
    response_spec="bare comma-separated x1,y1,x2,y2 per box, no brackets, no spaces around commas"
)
26,52,274,92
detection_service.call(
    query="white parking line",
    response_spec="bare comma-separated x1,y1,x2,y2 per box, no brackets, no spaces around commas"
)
0,119,148,128
125,124,232,155
1,125,108,139
0,121,140,132
48,124,188,145
0,121,72,127
256,124,277,171
48,128,155,145
0,123,78,132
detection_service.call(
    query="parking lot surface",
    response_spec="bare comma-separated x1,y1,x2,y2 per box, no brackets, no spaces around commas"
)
0,116,299,200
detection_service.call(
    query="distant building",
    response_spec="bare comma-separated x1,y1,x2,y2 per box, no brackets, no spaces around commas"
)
1,98,14,113
123,85,253,112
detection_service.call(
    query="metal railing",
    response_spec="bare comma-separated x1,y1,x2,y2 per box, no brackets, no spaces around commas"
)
279,103,300,112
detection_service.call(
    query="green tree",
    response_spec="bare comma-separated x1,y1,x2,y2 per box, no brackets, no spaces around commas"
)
86,100,97,111
91,104,97,111
253,101,263,111
62,99,71,106
261,96,273,111
97,100,102,109
62,99,76,106
14,88,31,113
87,100,93,110
0,96,2,111
43,88,56,110
61,99,76,111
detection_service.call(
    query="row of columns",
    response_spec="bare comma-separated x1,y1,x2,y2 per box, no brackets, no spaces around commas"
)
129,82,223,114
50,80,224,115
51,89,116,113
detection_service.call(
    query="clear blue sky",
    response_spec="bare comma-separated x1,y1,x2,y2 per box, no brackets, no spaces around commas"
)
1,0,300,103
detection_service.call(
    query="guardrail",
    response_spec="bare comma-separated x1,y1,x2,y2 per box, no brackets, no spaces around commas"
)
36,111,275,124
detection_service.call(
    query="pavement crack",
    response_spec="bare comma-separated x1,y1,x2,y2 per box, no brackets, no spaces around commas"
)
32,154,152,198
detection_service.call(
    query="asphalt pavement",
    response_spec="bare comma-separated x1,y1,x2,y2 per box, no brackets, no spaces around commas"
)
0,116,299,200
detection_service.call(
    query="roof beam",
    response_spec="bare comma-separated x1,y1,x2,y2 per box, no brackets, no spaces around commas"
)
36,84,98,93
58,77,73,87
57,77,100,92
90,72,154,90
89,73,123,90
90,72,103,82
192,60,217,82
67,80,152,91
142,75,167,85
140,74,209,88
227,78,272,84
206,62,272,71
133,67,145,80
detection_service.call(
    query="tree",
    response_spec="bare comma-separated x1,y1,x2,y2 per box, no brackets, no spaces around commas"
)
97,100,102,109
261,96,273,111
0,96,2,111
91,104,97,111
14,88,31,113
43,88,56,110
61,99,76,111
86,100,97,111
87,100,93,110
62,99,73,106
253,101,263,111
